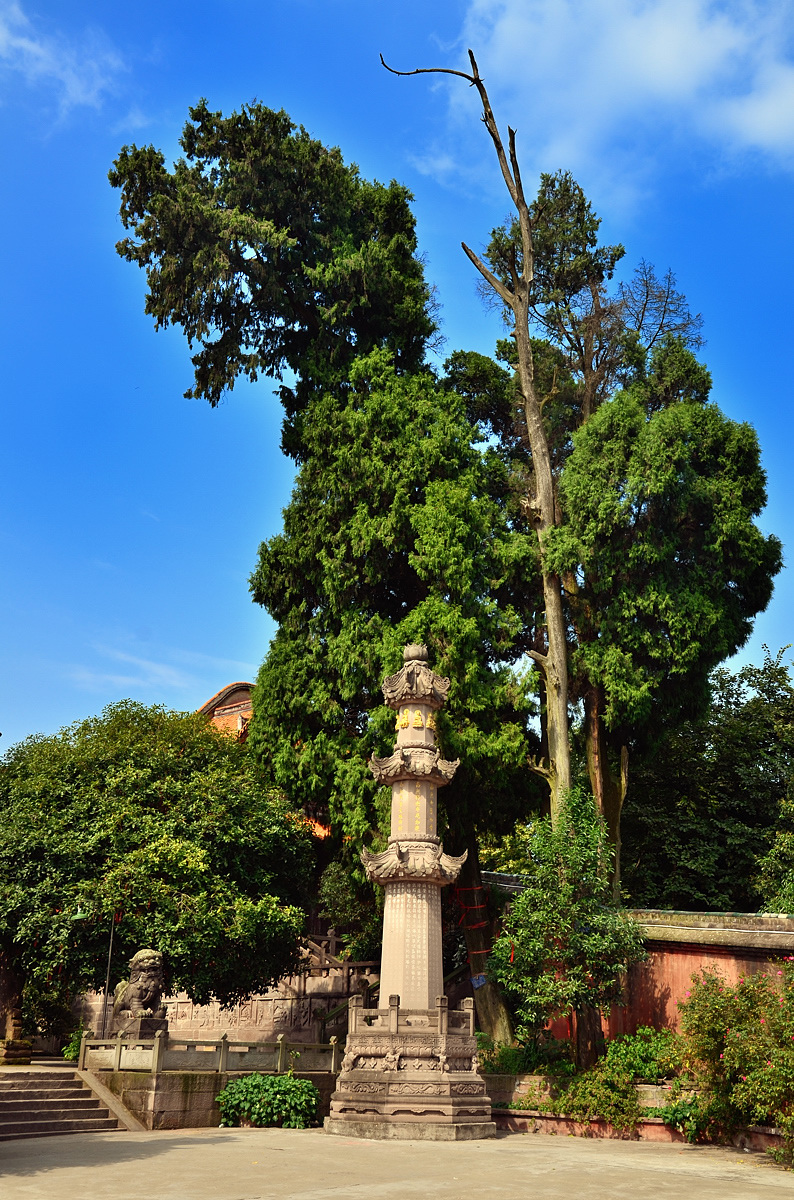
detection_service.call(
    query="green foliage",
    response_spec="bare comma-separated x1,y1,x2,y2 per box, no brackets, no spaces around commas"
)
677,962,794,1161
475,1032,574,1077
248,349,542,851
317,861,383,961
547,381,781,734
109,101,434,455
491,790,646,1037
216,1072,319,1128
550,1060,643,1133
0,702,314,1030
61,1022,89,1062
651,1096,716,1144
603,1026,685,1082
623,650,794,909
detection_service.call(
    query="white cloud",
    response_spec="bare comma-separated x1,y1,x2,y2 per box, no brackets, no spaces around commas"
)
70,648,196,694
427,0,794,188
68,643,258,697
0,1,124,113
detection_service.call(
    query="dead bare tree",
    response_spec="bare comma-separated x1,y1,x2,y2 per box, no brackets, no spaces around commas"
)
382,50,573,819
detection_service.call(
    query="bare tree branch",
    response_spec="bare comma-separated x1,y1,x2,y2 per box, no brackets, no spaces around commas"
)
461,241,514,307
380,53,478,86
381,51,520,209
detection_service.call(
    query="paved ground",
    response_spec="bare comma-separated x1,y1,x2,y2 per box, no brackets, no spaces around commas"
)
1,1127,793,1200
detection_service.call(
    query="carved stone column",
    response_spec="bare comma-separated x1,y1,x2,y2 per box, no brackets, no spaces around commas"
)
325,645,495,1140
363,644,464,1009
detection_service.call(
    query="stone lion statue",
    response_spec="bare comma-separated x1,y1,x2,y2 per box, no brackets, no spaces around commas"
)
113,949,167,1019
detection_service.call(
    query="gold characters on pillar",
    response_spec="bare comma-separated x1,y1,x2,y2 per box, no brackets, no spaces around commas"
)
412,709,424,729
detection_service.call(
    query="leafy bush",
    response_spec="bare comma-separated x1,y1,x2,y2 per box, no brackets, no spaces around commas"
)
491,790,646,1041
216,1072,319,1128
603,1026,686,1082
649,1096,717,1144
554,1061,643,1134
476,1032,575,1077
677,961,794,1163
61,1022,89,1062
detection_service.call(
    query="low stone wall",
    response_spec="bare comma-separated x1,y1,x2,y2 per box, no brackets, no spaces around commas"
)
482,1073,683,1110
94,1070,337,1131
483,1073,781,1151
492,1111,781,1150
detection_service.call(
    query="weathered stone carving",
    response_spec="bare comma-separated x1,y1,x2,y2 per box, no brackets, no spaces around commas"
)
381,646,451,709
327,645,494,1140
113,949,166,1019
390,1082,443,1096
361,841,467,885
369,746,460,785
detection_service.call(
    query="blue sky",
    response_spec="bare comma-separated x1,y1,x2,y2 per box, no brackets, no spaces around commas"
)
2,0,793,749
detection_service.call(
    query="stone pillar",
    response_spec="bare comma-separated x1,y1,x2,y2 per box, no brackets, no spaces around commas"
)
325,645,495,1140
363,644,464,1010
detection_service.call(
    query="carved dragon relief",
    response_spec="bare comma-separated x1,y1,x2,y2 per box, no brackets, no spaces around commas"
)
368,745,459,786
361,841,468,885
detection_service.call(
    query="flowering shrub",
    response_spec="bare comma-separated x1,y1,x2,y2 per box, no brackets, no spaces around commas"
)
678,960,794,1164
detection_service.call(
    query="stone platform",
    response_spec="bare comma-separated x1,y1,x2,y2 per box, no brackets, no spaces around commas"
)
325,1117,496,1140
327,994,493,1139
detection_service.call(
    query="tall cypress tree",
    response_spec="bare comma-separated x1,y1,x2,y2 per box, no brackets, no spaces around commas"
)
249,349,542,1040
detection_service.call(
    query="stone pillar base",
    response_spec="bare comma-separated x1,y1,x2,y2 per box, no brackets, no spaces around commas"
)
326,996,494,1139
325,1117,496,1140
115,1017,168,1039
0,1039,32,1065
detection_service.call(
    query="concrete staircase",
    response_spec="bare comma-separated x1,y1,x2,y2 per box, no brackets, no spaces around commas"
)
0,1069,121,1140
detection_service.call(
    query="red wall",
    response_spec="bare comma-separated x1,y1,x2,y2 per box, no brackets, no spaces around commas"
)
543,941,780,1042
608,941,778,1036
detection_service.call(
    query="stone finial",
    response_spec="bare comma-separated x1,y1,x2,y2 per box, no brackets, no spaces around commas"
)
382,645,451,709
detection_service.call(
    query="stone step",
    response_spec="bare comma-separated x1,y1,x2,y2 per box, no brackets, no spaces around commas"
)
0,1088,90,1105
0,1069,76,1077
0,1097,102,1115
0,1080,80,1089
0,1069,122,1140
0,1116,119,1139
0,1082,86,1095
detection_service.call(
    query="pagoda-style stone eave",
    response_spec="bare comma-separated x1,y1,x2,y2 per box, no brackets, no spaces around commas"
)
361,841,467,886
381,656,451,710
369,747,459,786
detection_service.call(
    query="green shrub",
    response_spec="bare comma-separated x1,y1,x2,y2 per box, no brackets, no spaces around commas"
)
554,1061,643,1134
491,790,646,1044
677,960,794,1163
649,1096,717,1144
216,1072,319,1128
475,1032,575,1077
61,1023,89,1062
603,1026,686,1082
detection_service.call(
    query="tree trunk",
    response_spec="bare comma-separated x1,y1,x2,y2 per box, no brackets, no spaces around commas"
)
513,307,571,826
584,684,628,899
455,837,514,1045
0,946,24,1042
574,1004,603,1070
